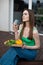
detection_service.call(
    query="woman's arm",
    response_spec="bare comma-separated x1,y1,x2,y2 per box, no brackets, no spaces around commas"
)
22,28,40,49
14,24,23,40
13,24,19,40
14,31,19,40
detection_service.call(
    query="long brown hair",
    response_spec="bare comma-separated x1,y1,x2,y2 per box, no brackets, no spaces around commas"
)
20,9,35,39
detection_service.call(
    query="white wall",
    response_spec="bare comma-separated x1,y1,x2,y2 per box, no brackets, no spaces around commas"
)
9,0,14,32
0,0,9,31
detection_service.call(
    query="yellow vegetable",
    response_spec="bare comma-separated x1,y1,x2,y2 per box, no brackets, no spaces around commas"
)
15,39,23,45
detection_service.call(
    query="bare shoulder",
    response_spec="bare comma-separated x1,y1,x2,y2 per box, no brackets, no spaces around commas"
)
33,26,39,37
33,27,38,34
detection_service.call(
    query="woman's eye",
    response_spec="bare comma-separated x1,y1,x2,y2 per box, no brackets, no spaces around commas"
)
24,13,27,15
25,13,27,15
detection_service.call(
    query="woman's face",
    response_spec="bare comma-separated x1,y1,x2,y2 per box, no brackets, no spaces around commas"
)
22,10,29,22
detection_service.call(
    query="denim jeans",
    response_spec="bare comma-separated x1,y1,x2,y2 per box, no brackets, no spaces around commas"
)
0,47,38,65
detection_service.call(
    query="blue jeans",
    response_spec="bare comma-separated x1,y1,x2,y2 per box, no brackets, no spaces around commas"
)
0,47,38,65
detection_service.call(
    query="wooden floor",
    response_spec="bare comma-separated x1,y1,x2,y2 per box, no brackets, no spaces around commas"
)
0,31,43,65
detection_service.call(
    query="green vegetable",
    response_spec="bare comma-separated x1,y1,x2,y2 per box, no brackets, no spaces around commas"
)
9,39,16,44
6,39,16,46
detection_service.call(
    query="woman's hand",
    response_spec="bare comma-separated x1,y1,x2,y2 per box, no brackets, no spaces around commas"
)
13,24,19,32
22,44,26,49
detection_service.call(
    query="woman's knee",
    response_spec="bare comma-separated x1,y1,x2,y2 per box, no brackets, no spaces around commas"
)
0,47,18,65
1,47,18,60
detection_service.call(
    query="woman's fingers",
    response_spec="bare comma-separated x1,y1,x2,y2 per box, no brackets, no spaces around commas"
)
13,25,18,32
21,44,25,49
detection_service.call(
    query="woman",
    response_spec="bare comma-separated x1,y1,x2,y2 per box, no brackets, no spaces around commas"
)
0,9,40,65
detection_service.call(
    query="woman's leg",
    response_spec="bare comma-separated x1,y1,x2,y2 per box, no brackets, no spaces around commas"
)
0,47,19,65
10,55,19,65
21,49,38,60
0,60,1,64
15,48,38,60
